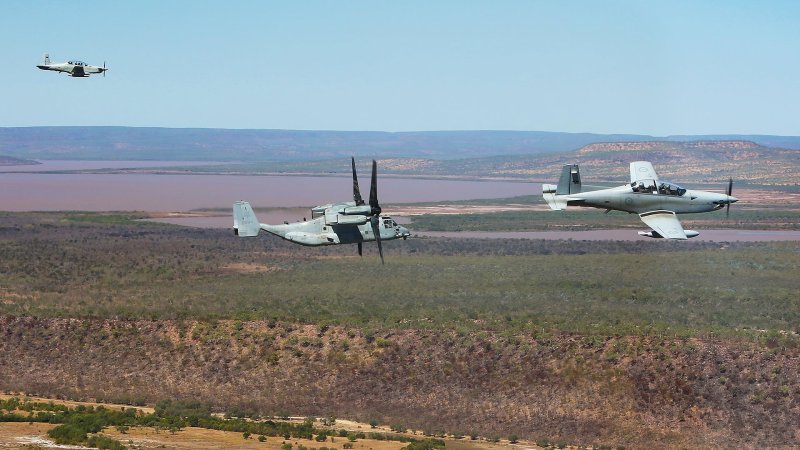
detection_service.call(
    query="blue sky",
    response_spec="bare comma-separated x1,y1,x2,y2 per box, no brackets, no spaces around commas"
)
3,1,799,135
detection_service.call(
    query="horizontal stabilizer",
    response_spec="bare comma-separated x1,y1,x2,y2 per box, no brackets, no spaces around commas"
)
542,184,567,210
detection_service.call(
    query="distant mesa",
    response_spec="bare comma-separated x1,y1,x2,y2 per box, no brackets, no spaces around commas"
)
0,155,40,166
578,140,764,154
1,126,799,162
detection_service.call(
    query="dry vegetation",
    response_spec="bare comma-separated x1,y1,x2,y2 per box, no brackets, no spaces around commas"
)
1,211,800,449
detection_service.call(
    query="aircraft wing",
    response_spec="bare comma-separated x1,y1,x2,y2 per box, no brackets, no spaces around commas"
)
71,65,86,77
630,161,660,184
638,211,688,239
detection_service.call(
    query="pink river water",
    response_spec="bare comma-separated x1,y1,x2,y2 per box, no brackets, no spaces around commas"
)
3,161,799,241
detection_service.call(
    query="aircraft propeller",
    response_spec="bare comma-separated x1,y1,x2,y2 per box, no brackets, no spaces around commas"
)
726,177,733,219
351,157,384,264
713,177,735,218
352,157,364,206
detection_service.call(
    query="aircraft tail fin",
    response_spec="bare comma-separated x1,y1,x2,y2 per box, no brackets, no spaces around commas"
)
43,53,50,65
556,164,581,195
233,201,261,237
543,164,581,210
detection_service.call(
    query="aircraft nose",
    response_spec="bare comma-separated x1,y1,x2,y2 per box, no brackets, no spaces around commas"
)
729,196,738,203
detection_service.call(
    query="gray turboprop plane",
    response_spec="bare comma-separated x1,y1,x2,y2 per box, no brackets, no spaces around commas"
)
233,158,410,264
543,161,737,239
36,53,107,77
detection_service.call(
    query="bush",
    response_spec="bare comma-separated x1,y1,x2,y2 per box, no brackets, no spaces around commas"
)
48,424,87,445
86,435,126,450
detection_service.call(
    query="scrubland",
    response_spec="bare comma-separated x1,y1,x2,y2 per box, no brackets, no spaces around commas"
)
1,212,799,449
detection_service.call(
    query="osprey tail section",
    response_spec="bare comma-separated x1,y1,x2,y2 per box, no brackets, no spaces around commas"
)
542,164,581,210
233,201,261,237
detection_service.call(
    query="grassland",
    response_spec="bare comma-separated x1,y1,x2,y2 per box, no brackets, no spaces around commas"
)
1,211,799,448
1,212,798,339
406,207,800,232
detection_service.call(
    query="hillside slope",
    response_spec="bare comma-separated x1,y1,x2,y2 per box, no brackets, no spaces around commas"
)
1,317,798,449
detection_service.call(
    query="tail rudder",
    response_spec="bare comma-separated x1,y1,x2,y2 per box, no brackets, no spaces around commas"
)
543,164,580,210
556,164,581,195
233,201,261,237
43,53,50,65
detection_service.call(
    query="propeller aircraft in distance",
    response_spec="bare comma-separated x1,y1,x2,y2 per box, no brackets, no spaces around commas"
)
233,158,411,264
36,53,107,77
543,161,737,239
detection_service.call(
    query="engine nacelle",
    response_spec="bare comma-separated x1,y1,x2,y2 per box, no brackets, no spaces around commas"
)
341,205,371,216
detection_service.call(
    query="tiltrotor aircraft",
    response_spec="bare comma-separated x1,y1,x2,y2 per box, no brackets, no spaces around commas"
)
233,158,410,264
543,161,737,239
36,53,107,77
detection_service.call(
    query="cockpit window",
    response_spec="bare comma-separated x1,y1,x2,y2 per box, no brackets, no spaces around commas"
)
658,182,686,196
632,180,685,196
382,218,398,228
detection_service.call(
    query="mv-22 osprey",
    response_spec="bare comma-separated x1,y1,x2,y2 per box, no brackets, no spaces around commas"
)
36,53,107,77
233,158,410,264
543,161,737,239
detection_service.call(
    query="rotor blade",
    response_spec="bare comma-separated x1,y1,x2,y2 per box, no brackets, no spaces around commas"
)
726,178,733,219
369,159,381,215
352,157,364,206
357,242,362,257
371,216,384,265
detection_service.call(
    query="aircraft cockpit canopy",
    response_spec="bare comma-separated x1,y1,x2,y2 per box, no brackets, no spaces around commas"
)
382,217,398,228
68,61,86,66
658,182,687,196
631,180,686,196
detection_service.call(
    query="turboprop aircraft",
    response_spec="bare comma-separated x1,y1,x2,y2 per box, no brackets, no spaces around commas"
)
233,158,411,264
36,53,107,77
543,161,737,239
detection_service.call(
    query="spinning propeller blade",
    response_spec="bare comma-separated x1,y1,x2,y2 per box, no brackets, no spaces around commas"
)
371,216,384,265
352,157,364,206
369,160,381,216
368,159,384,264
726,177,733,219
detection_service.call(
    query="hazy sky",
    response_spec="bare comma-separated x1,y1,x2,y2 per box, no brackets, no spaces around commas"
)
3,1,799,135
